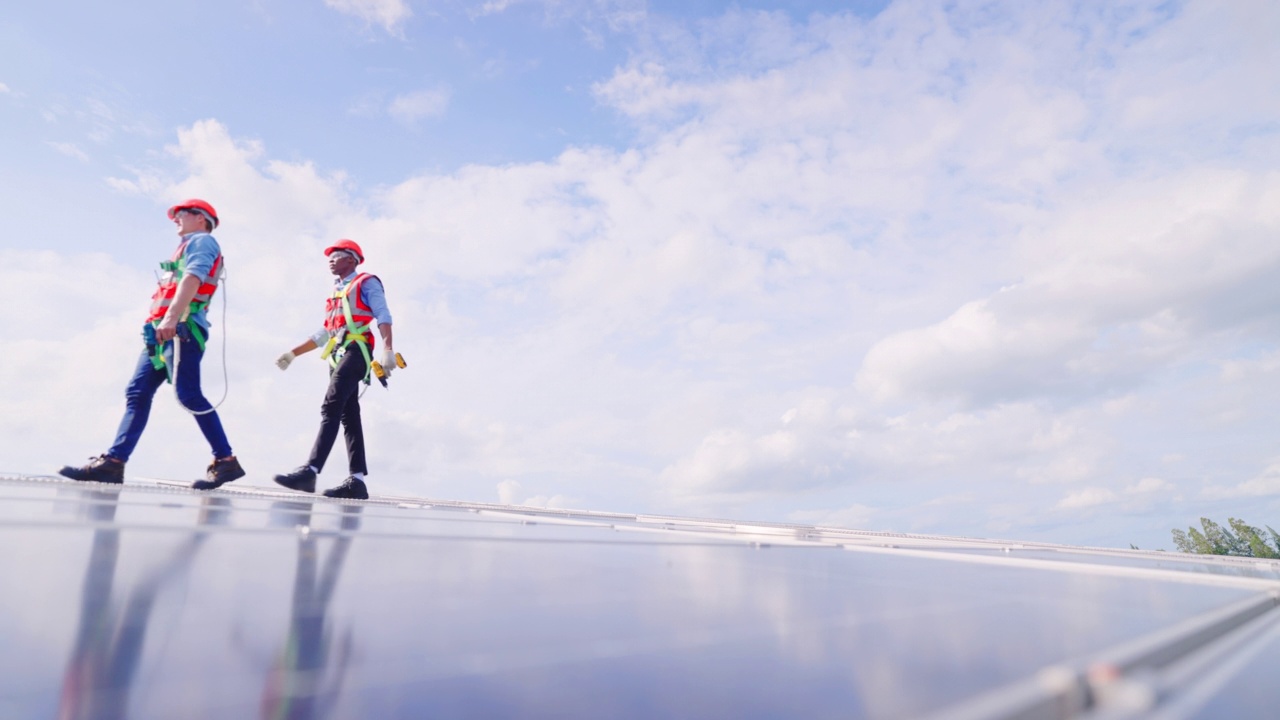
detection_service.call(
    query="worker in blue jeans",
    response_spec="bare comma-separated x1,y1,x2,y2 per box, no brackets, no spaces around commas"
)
60,199,245,490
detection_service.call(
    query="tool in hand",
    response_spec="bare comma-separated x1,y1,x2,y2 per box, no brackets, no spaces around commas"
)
370,353,406,388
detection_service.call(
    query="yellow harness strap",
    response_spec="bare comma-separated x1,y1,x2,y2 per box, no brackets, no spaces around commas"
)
326,278,374,381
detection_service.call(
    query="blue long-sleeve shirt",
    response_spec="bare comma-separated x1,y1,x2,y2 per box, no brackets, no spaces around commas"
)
178,232,221,329
310,271,392,346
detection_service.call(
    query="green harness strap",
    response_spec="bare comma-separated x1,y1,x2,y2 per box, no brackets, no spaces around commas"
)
148,304,208,384
148,248,212,383
328,281,373,383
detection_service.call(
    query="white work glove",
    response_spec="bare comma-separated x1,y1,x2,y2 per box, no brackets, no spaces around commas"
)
379,348,395,378
276,351,296,371
376,345,391,376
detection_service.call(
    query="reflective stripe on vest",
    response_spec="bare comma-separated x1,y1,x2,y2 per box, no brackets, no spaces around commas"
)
146,239,222,324
323,273,379,353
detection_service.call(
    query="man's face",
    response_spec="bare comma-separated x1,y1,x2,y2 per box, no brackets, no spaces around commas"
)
174,209,207,235
328,251,358,277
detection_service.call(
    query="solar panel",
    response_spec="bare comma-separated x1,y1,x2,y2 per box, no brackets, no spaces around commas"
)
1,474,1275,719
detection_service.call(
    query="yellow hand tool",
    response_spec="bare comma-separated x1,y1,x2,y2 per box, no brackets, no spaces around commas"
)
370,353,406,388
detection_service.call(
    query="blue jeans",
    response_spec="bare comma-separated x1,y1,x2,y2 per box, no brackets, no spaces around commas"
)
106,324,233,462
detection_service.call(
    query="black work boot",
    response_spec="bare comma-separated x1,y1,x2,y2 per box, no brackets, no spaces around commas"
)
323,476,369,500
274,466,317,493
193,456,246,490
59,455,125,484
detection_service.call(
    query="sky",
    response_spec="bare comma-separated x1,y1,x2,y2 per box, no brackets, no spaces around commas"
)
2,0,1278,550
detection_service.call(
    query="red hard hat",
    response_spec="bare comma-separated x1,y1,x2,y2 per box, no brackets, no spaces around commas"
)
324,238,364,264
167,199,219,229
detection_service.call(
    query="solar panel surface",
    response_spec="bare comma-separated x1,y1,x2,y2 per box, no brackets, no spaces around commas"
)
1,474,1276,719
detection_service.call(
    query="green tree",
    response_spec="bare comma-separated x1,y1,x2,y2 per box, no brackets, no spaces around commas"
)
1171,518,1280,558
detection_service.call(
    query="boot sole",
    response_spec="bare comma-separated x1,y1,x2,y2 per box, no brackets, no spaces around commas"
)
58,470,123,484
192,470,245,491
323,491,369,500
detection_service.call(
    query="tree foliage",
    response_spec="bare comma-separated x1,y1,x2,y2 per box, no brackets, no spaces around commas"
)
1171,518,1280,558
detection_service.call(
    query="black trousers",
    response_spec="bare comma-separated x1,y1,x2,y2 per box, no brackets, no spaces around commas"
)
307,343,368,476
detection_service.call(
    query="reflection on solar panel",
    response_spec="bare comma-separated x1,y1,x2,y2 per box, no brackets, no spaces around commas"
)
1,473,1276,719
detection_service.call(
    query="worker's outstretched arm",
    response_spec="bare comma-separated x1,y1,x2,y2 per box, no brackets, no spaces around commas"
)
291,339,320,356
276,339,319,371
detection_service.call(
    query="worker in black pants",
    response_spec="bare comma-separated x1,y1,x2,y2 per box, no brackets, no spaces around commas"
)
272,239,394,500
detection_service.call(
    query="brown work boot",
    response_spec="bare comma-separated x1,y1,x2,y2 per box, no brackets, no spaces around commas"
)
193,456,245,490
59,455,125,484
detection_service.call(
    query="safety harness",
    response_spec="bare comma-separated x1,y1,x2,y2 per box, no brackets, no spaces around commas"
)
146,238,223,383
320,273,379,383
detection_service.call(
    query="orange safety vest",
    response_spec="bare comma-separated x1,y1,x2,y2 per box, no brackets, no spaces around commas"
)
321,273,379,374
146,238,222,325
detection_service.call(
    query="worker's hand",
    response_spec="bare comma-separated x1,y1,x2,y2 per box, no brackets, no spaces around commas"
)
380,348,396,378
276,351,296,371
155,315,180,343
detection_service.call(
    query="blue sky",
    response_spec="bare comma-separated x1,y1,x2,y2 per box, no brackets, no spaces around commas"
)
3,0,1280,550
0,0,888,238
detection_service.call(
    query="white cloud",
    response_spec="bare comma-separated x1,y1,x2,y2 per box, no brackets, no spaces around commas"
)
1050,476,1176,516
1125,477,1173,496
661,428,801,495
518,494,578,509
789,503,875,530
1220,350,1280,382
106,168,167,196
1056,487,1118,511
472,0,646,31
0,251,155,472
0,82,10,94
476,0,516,15
324,0,412,34
388,88,451,124
46,141,89,162
346,91,386,119
497,479,521,504
593,63,692,120
1204,462,1280,499
16,0,1280,549
856,169,1280,408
